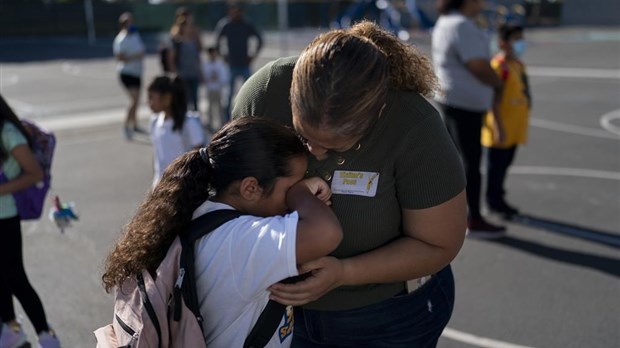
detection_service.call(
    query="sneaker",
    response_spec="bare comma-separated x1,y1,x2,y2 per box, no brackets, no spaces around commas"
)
488,200,520,218
37,331,60,348
467,217,506,239
0,322,30,348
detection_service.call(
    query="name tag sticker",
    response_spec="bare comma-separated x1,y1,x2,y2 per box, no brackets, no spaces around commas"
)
331,171,380,197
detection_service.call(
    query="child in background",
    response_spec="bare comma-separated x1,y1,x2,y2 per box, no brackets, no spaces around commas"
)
202,46,229,131
481,24,531,217
102,117,342,347
113,12,145,140
0,95,60,348
148,75,205,187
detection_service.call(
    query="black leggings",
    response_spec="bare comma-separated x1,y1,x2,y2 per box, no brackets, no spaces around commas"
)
440,104,485,219
486,146,518,204
0,215,49,334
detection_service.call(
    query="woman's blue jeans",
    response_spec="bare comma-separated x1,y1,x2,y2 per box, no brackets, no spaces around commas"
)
292,265,455,348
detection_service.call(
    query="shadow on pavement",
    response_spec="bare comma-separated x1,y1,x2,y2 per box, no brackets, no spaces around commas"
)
509,213,620,249
491,236,620,277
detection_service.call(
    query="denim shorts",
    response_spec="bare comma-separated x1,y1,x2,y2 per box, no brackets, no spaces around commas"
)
292,265,455,348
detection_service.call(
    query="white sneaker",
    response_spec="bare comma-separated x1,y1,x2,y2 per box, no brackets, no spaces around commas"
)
0,322,29,348
37,330,60,348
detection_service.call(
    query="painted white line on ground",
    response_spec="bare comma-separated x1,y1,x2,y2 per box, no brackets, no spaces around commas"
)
442,328,536,348
528,66,620,79
38,107,151,131
530,117,619,139
600,109,620,136
510,166,620,181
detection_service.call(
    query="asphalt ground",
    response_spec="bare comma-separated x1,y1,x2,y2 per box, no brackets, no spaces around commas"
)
0,26,618,348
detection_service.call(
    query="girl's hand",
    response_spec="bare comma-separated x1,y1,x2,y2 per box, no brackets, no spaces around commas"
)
268,256,344,306
301,177,332,205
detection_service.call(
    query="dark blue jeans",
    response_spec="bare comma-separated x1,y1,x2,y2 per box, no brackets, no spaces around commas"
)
225,66,252,122
292,265,455,348
183,77,200,112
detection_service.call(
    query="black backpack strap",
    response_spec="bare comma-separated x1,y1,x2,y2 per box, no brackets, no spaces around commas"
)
178,210,246,326
137,272,162,348
180,209,307,348
243,273,312,348
243,301,286,348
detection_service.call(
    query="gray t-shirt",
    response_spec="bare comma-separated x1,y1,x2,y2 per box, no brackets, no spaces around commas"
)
169,38,202,80
432,12,492,112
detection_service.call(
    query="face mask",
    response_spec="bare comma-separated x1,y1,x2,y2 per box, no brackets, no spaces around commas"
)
512,39,527,58
128,25,138,34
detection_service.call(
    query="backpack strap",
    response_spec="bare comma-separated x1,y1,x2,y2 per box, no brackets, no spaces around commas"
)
137,272,162,348
180,209,305,348
243,273,311,348
178,210,246,327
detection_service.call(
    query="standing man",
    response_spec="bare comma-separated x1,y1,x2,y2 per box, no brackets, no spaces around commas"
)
214,3,263,122
432,0,506,238
113,12,145,140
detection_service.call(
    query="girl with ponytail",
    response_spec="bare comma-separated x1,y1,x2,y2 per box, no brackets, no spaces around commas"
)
103,117,342,347
233,20,467,346
147,74,205,187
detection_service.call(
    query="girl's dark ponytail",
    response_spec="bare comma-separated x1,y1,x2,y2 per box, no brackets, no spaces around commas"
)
102,149,212,292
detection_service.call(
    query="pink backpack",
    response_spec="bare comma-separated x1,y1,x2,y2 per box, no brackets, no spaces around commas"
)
94,237,204,348
94,210,290,348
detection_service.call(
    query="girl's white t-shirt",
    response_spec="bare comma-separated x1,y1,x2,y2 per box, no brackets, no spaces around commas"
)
149,111,205,187
192,201,299,348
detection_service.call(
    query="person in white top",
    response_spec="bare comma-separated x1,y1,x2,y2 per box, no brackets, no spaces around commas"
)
113,12,145,140
102,117,343,348
147,75,205,187
202,46,229,131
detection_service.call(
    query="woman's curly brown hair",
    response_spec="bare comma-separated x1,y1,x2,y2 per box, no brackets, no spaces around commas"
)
291,20,438,138
348,20,438,97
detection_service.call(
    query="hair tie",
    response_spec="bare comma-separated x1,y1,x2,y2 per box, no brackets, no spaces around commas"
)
199,148,210,166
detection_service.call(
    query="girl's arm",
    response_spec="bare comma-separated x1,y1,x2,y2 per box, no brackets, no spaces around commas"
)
0,144,43,195
269,190,467,305
286,177,342,264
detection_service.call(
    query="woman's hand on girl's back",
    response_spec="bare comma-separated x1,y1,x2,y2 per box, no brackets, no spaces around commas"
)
269,256,345,306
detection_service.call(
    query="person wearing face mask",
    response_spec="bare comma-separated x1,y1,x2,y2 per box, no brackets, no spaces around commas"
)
432,0,507,239
113,12,146,140
481,24,530,218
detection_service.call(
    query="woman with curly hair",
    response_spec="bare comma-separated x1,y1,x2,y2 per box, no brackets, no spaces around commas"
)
102,117,342,347
232,20,467,347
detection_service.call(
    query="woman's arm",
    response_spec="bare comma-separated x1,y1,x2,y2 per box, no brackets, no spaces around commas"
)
0,144,43,195
341,190,467,284
269,190,467,305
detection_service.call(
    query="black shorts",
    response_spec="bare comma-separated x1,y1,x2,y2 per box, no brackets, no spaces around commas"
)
120,74,141,89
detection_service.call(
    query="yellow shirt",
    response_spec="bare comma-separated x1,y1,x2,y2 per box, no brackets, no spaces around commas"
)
481,55,531,148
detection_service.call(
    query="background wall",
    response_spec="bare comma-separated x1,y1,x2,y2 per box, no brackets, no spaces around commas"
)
0,0,617,39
